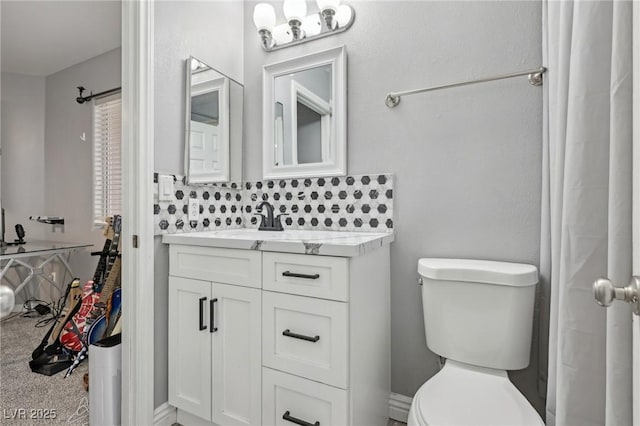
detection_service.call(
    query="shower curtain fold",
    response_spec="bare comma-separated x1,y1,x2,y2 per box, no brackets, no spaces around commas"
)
542,1,634,425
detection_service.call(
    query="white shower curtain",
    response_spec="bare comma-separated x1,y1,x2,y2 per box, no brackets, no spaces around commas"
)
542,1,634,425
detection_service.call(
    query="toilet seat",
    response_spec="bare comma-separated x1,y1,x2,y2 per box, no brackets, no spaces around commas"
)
409,360,544,426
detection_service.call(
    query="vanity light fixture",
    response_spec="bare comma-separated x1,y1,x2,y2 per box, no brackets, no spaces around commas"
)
283,0,307,40
253,0,355,52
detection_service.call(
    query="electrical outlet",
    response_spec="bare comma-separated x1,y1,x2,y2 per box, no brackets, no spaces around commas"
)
188,199,200,221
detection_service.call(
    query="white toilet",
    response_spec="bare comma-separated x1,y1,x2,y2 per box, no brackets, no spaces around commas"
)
408,258,545,426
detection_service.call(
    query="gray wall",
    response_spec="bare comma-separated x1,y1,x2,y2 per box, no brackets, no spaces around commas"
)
0,49,120,303
154,0,244,175
1,73,46,243
153,0,244,408
43,48,122,283
243,0,545,414
1,73,47,304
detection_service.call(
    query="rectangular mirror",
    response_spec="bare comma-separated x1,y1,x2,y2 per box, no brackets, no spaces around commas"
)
185,56,243,185
263,46,346,179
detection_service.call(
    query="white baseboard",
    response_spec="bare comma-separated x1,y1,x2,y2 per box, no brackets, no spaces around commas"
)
153,402,177,426
389,392,413,423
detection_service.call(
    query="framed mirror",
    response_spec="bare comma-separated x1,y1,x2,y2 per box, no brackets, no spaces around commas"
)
185,56,243,185
263,46,346,179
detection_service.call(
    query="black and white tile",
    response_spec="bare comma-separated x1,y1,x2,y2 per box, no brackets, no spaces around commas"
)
243,174,394,233
153,173,243,235
153,173,394,235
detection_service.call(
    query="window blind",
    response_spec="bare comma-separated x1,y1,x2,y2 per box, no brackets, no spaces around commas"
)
93,94,122,227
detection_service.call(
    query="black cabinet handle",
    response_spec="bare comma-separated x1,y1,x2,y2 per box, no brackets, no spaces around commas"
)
282,329,320,342
282,411,320,426
210,298,218,332
198,297,207,331
282,271,320,280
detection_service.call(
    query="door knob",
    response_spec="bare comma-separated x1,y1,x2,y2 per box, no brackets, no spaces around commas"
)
593,276,640,315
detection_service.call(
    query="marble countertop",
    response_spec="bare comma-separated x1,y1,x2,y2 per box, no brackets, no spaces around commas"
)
162,229,394,257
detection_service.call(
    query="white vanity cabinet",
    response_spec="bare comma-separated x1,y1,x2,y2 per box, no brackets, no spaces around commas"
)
165,230,392,426
168,246,262,426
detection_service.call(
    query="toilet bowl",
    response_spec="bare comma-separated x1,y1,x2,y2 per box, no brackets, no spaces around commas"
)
407,360,544,426
408,258,544,426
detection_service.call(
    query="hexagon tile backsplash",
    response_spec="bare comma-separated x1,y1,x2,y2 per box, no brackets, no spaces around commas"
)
153,173,394,235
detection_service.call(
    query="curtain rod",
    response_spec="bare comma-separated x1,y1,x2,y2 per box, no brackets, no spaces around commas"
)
385,66,547,108
76,86,121,104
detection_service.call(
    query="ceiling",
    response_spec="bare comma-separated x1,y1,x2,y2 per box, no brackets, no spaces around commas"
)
1,1,121,77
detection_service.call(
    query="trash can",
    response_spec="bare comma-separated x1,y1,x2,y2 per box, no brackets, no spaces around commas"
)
89,333,121,426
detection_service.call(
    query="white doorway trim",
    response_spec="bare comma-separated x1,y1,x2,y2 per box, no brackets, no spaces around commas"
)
122,1,155,424
632,1,640,424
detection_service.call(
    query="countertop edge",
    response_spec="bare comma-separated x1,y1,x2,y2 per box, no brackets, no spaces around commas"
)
162,232,394,257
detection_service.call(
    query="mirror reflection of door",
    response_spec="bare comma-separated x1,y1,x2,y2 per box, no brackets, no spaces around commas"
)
273,64,332,167
293,80,331,165
190,90,220,174
297,103,322,163
186,64,230,184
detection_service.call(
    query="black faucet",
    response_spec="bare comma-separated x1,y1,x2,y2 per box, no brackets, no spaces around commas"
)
255,201,286,231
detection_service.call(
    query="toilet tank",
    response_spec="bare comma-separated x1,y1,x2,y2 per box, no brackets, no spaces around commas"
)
418,258,538,370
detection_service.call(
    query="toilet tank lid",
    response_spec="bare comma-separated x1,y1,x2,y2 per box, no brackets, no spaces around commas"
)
418,258,538,287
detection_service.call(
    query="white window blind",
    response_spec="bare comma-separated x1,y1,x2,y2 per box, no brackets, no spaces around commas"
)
93,94,122,227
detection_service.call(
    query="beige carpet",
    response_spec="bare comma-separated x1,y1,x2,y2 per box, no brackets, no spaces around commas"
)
0,314,89,425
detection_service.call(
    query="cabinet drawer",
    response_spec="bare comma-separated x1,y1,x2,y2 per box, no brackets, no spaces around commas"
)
263,291,348,388
262,367,348,426
170,245,261,288
263,252,349,301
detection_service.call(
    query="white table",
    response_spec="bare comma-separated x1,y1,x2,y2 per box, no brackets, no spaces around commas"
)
0,240,93,297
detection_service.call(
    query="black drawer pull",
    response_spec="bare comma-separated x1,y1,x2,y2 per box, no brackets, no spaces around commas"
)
282,411,320,426
282,329,320,342
210,298,218,332
282,271,320,280
198,297,207,331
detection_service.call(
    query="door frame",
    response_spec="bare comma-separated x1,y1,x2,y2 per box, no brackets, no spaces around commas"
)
633,1,639,424
122,1,155,424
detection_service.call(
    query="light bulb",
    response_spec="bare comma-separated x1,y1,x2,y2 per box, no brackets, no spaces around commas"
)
283,0,307,22
253,3,276,31
335,4,353,28
316,0,340,13
302,14,322,37
317,0,340,30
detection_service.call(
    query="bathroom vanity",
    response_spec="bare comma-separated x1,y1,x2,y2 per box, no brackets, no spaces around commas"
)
163,229,393,426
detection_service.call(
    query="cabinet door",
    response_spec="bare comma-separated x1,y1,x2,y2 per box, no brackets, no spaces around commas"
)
168,276,212,422
211,283,262,426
